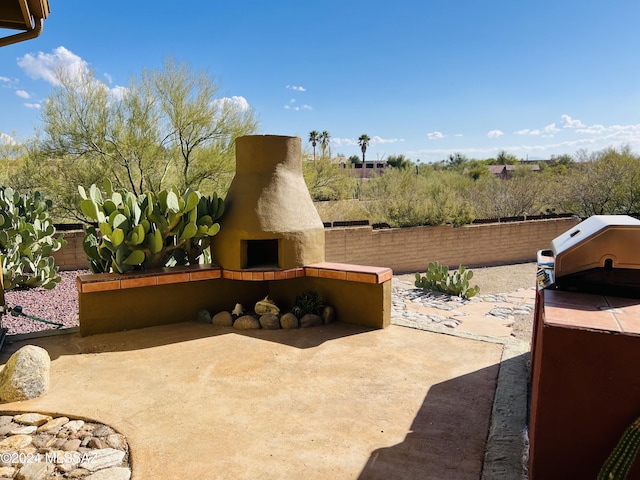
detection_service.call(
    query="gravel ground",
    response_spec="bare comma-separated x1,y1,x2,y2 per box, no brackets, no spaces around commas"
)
2,263,538,339
397,262,538,342
2,270,89,335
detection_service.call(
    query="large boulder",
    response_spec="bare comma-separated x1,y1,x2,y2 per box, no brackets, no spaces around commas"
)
0,345,50,403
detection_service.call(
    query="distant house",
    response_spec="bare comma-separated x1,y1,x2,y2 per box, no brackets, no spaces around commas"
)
339,160,388,179
487,163,540,179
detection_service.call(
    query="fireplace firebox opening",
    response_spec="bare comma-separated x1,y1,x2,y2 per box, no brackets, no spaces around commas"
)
244,239,280,269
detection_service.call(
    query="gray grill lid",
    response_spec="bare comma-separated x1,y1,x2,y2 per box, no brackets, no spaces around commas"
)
552,215,640,278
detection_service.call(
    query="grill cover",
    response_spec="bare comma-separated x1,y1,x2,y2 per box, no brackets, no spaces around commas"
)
542,215,640,296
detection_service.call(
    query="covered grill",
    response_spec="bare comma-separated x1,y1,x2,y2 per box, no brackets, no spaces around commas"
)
530,215,640,479
537,214,640,297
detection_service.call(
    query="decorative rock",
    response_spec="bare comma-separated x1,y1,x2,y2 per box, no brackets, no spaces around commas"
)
0,345,50,403
63,438,82,451
68,469,92,478
105,434,127,451
196,309,212,324
0,434,32,450
16,462,54,480
79,448,125,471
9,425,37,435
60,420,84,435
57,457,81,473
280,313,299,329
37,417,69,434
0,467,16,478
233,315,260,330
254,296,280,315
85,467,131,480
300,313,323,328
212,311,233,327
259,314,280,330
14,413,52,427
321,305,336,324
231,303,244,316
0,417,12,427
91,425,115,437
88,438,103,449
0,423,17,436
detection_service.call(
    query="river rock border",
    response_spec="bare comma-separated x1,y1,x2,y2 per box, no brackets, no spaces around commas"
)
197,305,336,330
0,413,130,479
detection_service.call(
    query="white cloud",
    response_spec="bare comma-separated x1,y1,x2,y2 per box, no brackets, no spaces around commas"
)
515,129,540,135
284,102,312,111
212,95,250,112
16,46,126,99
104,73,113,84
427,131,444,140
454,133,463,137
561,114,585,128
17,46,88,87
332,136,403,147
286,85,306,92
332,137,358,147
0,76,10,83
544,123,559,134
371,136,404,145
109,85,128,101
487,130,504,138
576,124,606,135
15,90,30,99
0,132,15,145
24,103,40,109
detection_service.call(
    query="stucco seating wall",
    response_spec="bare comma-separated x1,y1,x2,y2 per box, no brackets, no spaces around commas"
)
76,263,392,336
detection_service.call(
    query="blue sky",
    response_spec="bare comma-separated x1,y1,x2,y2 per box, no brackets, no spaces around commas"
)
1,0,640,163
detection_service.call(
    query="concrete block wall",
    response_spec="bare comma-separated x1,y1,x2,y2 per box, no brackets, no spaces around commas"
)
324,217,580,273
52,230,89,271
52,217,579,273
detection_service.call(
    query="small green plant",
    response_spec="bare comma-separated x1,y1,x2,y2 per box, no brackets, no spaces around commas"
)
415,262,480,299
79,179,224,274
598,415,640,480
0,187,66,290
291,291,325,318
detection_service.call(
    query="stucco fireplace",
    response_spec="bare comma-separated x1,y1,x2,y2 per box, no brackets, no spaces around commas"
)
210,135,325,270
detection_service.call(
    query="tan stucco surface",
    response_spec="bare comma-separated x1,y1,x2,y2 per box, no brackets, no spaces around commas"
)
0,323,502,479
210,135,325,269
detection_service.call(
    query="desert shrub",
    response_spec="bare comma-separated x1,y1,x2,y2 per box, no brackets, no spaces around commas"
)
291,291,325,318
361,169,474,227
558,146,640,217
467,168,551,219
303,157,356,201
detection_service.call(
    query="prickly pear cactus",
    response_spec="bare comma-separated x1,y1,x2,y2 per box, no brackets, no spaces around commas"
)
598,415,640,480
415,262,479,299
79,179,224,273
0,187,66,290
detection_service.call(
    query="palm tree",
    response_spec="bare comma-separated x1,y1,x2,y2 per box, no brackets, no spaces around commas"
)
358,134,371,164
319,131,331,159
308,131,320,163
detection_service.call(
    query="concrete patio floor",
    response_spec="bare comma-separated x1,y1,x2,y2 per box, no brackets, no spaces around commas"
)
0,321,511,479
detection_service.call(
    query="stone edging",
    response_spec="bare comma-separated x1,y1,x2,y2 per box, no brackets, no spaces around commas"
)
0,412,131,479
